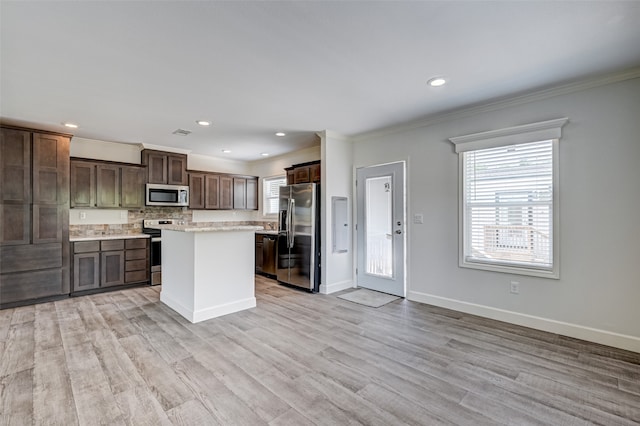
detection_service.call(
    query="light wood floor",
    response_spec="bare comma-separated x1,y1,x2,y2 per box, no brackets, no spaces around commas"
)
1,275,639,425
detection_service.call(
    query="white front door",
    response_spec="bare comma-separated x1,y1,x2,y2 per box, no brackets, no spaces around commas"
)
356,162,406,297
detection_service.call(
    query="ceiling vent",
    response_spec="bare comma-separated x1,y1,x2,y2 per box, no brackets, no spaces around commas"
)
172,129,191,136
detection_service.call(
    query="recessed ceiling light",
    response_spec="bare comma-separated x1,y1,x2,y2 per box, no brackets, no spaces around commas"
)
428,77,447,87
222,149,231,153
196,120,211,126
63,122,78,128
275,132,286,137
261,152,270,157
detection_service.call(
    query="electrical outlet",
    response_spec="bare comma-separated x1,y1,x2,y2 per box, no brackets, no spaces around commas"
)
80,211,87,220
510,281,520,294
413,213,424,224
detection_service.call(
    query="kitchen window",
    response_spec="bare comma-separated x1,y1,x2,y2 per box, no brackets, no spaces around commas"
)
263,176,286,216
450,118,567,278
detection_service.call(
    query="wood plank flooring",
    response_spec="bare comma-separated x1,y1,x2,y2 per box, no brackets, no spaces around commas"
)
1,275,639,425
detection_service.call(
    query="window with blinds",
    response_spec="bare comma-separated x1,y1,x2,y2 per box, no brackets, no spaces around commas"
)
463,140,554,272
263,176,286,215
450,118,566,278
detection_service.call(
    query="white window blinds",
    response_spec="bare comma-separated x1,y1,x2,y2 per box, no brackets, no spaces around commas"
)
463,140,553,271
263,176,286,215
450,118,566,278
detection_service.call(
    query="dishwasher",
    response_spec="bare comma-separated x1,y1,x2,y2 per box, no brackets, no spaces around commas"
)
262,234,277,276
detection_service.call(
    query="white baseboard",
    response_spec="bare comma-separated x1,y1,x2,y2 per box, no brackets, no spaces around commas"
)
408,291,640,353
320,279,354,295
193,297,256,323
160,292,256,324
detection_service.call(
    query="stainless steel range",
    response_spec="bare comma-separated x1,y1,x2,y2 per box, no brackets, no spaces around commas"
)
142,219,176,286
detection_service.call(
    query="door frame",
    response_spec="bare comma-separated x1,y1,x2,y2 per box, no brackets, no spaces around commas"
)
354,161,407,297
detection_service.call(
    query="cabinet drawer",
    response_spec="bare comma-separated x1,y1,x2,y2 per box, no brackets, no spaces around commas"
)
2,243,62,273
0,269,63,304
125,238,148,249
74,240,100,253
126,259,148,272
125,270,148,283
125,248,147,260
101,239,125,251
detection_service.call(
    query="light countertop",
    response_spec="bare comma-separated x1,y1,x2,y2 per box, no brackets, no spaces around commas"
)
70,234,150,242
149,224,263,233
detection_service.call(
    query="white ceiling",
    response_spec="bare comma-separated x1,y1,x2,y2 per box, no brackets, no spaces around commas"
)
2,1,640,161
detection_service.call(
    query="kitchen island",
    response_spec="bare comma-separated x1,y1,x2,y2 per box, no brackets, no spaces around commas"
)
152,223,262,323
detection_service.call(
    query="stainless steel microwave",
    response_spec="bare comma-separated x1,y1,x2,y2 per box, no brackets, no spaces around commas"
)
145,183,189,206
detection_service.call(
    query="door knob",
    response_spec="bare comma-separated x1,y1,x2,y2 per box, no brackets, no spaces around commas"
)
395,230,402,234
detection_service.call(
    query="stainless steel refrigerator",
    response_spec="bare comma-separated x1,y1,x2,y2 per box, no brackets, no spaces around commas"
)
277,183,320,292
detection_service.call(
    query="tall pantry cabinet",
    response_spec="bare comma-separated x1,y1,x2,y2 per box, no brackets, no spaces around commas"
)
0,125,71,308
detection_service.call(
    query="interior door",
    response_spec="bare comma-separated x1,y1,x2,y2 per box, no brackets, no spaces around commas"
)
356,162,405,297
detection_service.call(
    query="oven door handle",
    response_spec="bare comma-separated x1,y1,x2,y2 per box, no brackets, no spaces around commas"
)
151,237,162,242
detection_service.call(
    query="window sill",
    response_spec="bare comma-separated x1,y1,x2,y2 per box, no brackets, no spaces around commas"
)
460,259,559,279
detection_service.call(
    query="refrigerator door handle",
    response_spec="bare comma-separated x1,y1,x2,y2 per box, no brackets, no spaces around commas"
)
288,198,295,248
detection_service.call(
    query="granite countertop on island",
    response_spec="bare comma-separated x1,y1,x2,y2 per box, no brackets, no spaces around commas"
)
150,224,263,232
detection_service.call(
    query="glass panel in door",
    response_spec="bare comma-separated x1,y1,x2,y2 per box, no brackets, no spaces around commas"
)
365,176,393,278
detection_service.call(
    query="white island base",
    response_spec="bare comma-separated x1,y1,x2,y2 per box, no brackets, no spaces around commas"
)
159,226,259,323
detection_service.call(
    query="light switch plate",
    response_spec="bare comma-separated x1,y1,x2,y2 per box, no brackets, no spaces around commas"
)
413,213,424,224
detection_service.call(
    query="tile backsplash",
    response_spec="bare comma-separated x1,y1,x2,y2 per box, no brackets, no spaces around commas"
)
69,207,276,237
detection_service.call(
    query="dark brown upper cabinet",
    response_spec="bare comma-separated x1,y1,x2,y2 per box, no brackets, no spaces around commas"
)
96,164,120,208
188,171,257,211
285,160,321,185
120,166,145,208
189,173,205,209
205,174,220,209
233,177,247,210
70,161,96,208
219,175,233,209
246,177,258,210
0,128,31,204
141,149,187,185
70,159,145,209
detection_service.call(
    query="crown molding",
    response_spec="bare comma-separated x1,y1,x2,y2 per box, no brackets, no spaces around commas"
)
353,67,640,143
318,130,352,142
139,142,191,155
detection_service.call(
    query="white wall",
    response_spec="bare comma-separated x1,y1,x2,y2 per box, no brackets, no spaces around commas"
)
352,76,640,351
70,137,141,163
188,153,249,175
319,131,354,294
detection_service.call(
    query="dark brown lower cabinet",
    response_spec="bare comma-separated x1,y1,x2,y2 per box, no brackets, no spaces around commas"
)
73,252,100,291
71,238,149,293
101,250,125,287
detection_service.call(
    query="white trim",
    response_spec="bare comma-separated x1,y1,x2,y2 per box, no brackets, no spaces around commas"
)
456,135,560,279
353,67,640,143
449,118,568,152
193,297,256,323
161,292,256,323
320,279,354,295
408,291,640,353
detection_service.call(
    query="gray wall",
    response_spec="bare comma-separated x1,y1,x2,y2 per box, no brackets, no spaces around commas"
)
353,77,640,349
